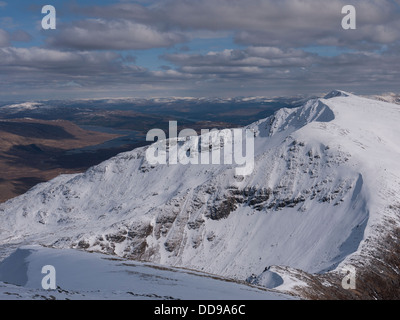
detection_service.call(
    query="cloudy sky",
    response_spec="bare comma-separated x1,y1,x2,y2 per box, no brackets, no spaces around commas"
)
0,0,399,100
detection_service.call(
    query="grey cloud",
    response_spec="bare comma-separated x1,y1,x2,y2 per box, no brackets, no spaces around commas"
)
155,44,400,95
2,0,400,100
0,29,9,47
2,44,399,99
0,47,118,69
77,0,400,48
179,45,190,52
47,19,188,50
0,46,186,98
162,47,317,70
10,30,32,42
0,46,148,95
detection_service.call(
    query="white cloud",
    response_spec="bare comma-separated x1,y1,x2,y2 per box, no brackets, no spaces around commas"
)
163,47,316,69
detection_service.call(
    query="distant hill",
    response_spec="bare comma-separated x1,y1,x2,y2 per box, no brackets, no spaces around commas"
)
0,119,120,203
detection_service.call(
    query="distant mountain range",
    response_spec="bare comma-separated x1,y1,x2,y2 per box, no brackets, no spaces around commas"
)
0,95,311,127
0,95,308,204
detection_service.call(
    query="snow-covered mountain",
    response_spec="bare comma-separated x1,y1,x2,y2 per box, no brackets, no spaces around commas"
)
1,90,399,298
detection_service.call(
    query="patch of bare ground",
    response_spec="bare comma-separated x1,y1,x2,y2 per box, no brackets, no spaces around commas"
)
295,204,400,300
0,119,121,203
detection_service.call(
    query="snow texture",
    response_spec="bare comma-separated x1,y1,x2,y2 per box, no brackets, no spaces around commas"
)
0,246,292,300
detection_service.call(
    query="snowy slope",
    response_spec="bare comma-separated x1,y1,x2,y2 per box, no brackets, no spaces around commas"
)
0,91,399,294
0,102,46,113
0,246,292,300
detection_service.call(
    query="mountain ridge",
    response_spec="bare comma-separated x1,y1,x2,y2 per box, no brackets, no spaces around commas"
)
1,91,399,297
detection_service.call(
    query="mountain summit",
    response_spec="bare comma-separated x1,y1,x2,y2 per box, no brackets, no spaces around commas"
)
1,91,399,297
